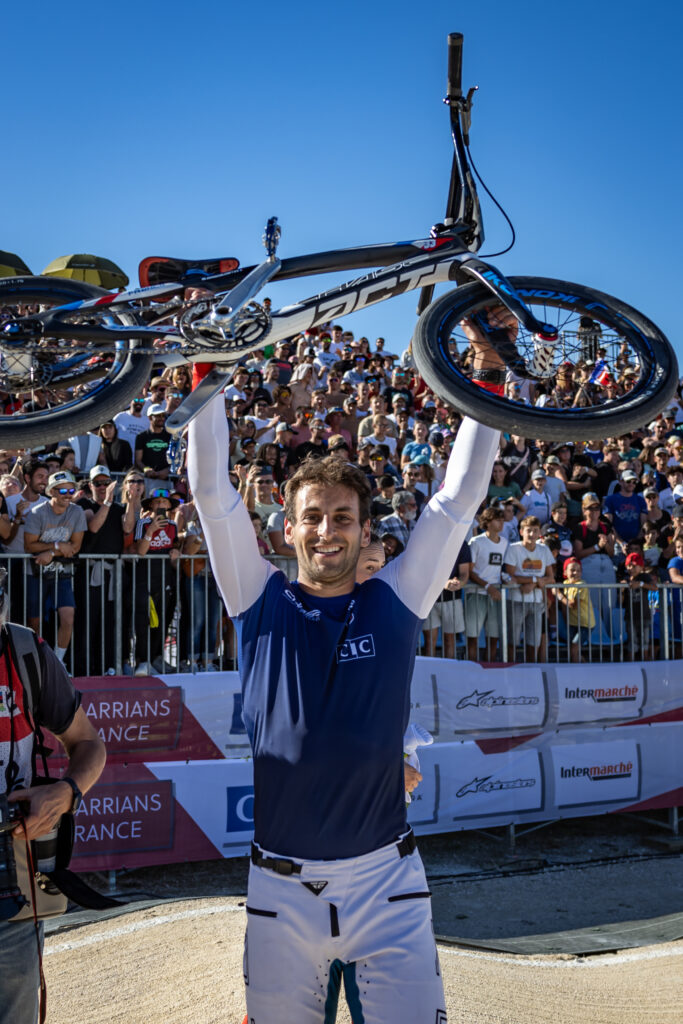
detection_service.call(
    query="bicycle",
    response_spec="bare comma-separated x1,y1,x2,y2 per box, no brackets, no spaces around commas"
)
0,32,677,448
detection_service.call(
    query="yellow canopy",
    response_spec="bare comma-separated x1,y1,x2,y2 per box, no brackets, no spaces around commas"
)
42,254,129,290
0,250,32,277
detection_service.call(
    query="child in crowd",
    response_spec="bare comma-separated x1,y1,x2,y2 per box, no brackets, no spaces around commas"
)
555,556,595,662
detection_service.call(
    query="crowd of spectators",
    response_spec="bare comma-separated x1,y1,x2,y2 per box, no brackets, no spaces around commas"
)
1,314,683,672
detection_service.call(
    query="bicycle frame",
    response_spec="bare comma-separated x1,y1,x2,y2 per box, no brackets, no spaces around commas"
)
1,33,554,369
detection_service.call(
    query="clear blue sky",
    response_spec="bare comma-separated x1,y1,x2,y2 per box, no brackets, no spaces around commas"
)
5,1,683,362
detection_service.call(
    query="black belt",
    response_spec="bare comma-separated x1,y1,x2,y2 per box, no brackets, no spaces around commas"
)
471,367,506,384
251,829,417,877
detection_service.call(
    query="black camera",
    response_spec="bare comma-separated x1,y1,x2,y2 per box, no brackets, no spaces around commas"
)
0,792,22,834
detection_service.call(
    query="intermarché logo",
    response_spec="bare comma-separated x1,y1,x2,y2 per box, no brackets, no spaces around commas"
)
564,684,638,703
560,760,633,781
456,688,540,710
456,775,537,798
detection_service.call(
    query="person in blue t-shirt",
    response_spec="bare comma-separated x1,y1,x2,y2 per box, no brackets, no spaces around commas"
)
603,470,647,544
188,362,499,1024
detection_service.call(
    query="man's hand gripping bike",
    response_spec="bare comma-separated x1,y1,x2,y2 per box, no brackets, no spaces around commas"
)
0,33,676,448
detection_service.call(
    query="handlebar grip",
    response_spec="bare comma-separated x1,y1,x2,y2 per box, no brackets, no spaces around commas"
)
447,32,463,99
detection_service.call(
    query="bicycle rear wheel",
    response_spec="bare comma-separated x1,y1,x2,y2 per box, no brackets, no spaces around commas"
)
0,276,153,448
412,277,677,440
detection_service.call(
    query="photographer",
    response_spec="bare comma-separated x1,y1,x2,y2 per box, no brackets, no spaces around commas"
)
0,566,106,1024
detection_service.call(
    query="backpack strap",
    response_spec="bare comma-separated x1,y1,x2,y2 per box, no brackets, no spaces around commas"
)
2,623,49,779
3,623,41,720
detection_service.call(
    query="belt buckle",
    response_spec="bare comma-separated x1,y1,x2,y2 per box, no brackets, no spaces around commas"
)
275,858,295,876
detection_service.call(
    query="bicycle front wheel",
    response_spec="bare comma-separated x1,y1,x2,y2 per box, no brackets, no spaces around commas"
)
0,276,153,448
412,277,677,440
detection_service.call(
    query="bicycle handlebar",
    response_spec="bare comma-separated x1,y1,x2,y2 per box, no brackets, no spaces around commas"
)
447,32,463,99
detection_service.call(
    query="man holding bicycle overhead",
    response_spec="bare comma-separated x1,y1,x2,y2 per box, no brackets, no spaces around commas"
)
188,352,499,1024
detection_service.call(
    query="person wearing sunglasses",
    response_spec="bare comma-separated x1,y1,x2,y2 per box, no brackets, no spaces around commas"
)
113,395,150,453
23,471,87,665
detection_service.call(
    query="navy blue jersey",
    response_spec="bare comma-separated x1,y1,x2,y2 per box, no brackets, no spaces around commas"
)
188,393,499,861
236,573,422,858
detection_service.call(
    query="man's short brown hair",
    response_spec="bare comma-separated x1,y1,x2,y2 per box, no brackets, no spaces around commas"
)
284,456,372,525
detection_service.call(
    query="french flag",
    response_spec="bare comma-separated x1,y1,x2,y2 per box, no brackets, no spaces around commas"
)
589,359,610,385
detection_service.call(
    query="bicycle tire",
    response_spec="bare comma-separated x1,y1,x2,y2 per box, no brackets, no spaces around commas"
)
412,277,678,440
0,276,153,448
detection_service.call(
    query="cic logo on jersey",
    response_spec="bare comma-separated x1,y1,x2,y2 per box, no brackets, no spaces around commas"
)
336,634,376,663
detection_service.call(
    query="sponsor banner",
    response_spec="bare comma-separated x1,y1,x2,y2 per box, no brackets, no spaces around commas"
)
68,723,682,870
55,661,683,770
551,739,641,808
409,659,683,740
410,659,548,737
552,664,646,724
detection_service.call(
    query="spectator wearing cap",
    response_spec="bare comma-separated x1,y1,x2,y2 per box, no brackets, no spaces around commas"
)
132,488,181,674
466,506,508,662
657,465,683,513
520,470,554,525
142,376,171,415
651,446,672,490
640,486,670,536
73,466,137,675
135,404,172,494
388,394,415,433
604,470,647,545
572,492,617,634
114,395,151,453
542,455,569,505
24,471,87,664
377,490,417,550
620,551,657,660
246,396,280,445
499,497,521,544
96,420,133,473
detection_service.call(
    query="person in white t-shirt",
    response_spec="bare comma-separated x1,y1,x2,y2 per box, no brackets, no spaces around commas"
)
466,506,508,661
520,470,554,525
504,516,556,663
114,396,151,452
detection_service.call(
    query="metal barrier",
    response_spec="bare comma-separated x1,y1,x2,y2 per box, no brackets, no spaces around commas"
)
4,552,681,672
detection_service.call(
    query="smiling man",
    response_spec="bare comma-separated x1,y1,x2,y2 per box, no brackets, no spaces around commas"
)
188,378,498,1024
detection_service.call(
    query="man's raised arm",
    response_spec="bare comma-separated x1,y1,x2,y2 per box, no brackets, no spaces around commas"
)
380,417,499,618
187,393,272,616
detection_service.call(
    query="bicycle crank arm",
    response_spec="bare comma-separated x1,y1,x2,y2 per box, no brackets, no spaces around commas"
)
204,257,281,328
165,368,233,436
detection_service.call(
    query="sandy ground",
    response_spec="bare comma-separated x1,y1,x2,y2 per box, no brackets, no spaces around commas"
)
44,897,682,1024
42,819,683,1023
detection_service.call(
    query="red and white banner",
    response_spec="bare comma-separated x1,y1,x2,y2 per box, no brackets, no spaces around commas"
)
53,660,682,872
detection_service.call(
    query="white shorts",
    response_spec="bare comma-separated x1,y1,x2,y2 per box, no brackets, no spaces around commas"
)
244,833,446,1023
426,598,465,635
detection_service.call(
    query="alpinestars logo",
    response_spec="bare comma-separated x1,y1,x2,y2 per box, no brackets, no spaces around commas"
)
456,688,539,710
456,775,537,798
302,880,329,896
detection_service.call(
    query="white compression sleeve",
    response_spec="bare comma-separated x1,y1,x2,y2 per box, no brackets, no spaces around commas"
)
187,394,272,617
378,417,500,619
